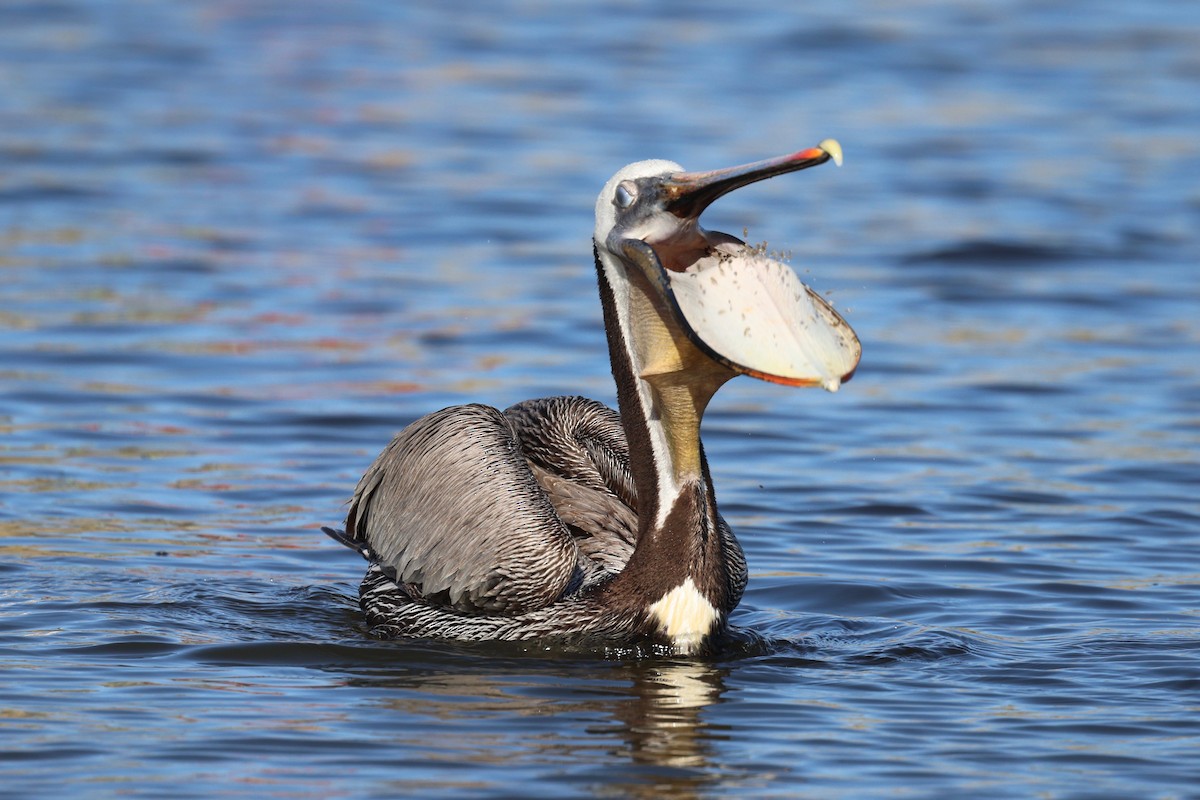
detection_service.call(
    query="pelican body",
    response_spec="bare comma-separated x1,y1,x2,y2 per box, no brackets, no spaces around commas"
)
324,141,860,654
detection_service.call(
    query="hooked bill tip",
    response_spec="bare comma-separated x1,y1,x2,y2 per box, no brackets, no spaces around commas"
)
818,138,843,167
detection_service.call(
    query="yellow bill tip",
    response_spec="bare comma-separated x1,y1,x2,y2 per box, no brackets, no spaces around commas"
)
818,138,843,167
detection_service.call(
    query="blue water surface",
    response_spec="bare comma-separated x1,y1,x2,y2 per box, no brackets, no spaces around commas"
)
1,1,1198,798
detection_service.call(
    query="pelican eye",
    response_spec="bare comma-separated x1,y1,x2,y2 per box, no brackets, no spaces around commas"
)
614,181,637,209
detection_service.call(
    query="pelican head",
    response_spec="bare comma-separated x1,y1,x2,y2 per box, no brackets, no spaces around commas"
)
593,140,859,392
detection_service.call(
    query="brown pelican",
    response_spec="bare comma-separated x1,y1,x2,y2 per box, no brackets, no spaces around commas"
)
324,140,860,654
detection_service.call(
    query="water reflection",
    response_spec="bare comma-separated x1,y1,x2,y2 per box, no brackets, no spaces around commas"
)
343,652,730,798
603,661,727,793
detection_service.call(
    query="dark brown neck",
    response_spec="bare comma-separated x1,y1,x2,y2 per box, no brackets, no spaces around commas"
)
593,246,736,606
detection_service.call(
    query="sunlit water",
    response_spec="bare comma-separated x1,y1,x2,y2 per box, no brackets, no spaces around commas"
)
2,1,1198,798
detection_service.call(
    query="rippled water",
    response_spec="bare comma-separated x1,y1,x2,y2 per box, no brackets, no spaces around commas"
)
2,1,1198,797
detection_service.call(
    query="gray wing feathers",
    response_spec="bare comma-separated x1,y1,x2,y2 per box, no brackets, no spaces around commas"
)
526,463,636,573
504,396,637,512
346,404,580,614
504,396,639,572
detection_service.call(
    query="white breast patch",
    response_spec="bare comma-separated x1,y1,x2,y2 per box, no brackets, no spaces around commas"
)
647,577,720,654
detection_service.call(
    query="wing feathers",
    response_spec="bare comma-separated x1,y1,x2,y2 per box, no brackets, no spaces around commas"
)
346,404,579,614
342,397,641,616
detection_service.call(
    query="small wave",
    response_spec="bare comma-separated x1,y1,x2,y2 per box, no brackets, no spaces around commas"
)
903,238,1098,267
730,612,980,668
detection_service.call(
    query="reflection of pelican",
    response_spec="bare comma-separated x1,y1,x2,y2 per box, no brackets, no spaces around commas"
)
358,655,731,799
325,141,859,654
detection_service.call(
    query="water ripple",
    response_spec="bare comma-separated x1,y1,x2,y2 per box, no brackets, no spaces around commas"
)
2,0,1198,798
